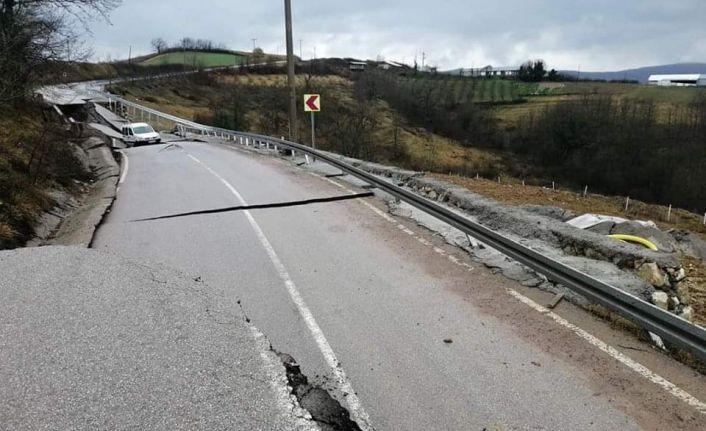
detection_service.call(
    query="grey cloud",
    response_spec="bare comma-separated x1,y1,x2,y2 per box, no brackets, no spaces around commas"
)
89,0,706,70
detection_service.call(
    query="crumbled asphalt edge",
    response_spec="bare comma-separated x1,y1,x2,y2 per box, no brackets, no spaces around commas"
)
236,300,359,431
276,352,362,431
247,324,322,431
86,154,120,249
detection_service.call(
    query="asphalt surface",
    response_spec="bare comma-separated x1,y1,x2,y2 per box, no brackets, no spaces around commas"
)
90,141,648,430
0,246,316,431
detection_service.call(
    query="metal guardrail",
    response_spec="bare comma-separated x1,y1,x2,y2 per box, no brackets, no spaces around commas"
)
107,96,706,362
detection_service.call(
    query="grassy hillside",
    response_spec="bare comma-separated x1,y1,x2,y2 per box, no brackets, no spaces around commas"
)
110,70,706,213
141,51,248,68
109,72,512,177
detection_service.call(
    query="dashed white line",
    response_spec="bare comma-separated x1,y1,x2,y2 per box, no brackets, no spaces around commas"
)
506,289,706,414
311,171,706,416
186,154,374,431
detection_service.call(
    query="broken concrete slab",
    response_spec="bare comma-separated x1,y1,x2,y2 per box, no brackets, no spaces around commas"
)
669,230,706,261
520,205,576,222
389,198,655,302
586,221,616,236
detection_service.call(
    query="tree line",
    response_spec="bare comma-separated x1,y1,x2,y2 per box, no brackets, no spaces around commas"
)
354,70,499,148
150,37,230,54
0,0,120,105
512,94,706,212
350,69,705,212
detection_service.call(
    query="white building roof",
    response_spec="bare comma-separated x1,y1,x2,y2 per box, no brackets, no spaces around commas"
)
492,66,520,72
648,74,705,81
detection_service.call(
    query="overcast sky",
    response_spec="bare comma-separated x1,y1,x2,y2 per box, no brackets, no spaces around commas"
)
88,0,706,71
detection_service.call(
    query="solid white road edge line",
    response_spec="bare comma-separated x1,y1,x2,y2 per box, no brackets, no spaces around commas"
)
118,150,129,186
186,154,374,431
313,172,706,415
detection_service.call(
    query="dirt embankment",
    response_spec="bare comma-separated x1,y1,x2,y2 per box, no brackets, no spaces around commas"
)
0,102,119,250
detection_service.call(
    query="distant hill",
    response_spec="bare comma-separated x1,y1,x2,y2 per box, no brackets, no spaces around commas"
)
559,63,706,83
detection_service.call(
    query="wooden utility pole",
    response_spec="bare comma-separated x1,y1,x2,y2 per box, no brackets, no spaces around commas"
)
285,0,298,142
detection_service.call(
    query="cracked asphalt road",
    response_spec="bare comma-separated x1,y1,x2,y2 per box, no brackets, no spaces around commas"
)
0,246,316,431
89,140,686,430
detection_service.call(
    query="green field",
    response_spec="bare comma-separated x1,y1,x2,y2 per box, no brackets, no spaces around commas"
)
469,79,537,103
548,81,706,103
419,78,537,104
141,51,247,68
493,81,706,127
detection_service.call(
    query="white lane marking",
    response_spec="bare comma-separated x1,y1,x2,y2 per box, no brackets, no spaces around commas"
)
186,154,374,430
312,172,706,416
506,289,706,414
118,150,129,185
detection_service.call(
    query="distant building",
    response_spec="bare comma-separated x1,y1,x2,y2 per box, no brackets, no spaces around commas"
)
377,60,405,70
647,74,706,87
459,65,520,78
348,61,367,72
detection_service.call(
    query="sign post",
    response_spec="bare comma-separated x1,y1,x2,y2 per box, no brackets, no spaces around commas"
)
303,94,321,150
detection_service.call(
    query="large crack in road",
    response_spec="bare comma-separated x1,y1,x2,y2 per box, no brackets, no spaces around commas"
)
277,352,363,431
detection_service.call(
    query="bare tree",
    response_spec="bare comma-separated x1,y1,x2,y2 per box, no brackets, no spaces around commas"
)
151,37,167,53
0,0,121,104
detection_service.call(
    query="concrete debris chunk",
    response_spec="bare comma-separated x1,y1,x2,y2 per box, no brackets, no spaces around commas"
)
637,262,669,288
668,296,680,310
680,306,694,322
649,332,666,350
651,291,669,310
675,282,691,305
546,292,565,309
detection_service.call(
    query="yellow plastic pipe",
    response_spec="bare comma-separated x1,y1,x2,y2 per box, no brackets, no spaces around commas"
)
608,234,659,251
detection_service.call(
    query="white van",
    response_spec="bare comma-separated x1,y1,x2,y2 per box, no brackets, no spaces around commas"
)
121,123,161,146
